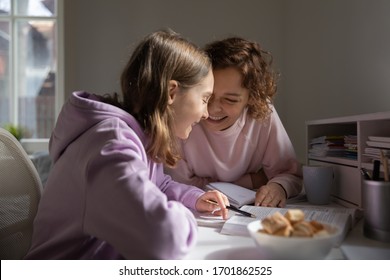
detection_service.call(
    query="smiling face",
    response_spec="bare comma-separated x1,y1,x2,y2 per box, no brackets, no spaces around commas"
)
169,69,214,139
202,67,249,131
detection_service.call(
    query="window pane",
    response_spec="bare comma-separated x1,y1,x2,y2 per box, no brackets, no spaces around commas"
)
16,19,56,138
15,0,55,17
0,0,10,15
0,20,10,126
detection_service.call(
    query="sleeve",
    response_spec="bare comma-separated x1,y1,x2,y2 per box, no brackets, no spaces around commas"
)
82,127,199,260
156,164,205,210
261,109,303,198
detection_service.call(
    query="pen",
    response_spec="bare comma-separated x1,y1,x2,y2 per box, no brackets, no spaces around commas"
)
204,199,256,218
360,168,372,180
372,160,381,181
380,150,389,182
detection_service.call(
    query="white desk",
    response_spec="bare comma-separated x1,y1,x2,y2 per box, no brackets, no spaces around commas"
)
341,219,390,259
185,219,390,260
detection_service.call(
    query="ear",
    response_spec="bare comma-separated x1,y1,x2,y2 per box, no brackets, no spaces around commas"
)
246,95,254,106
168,80,179,105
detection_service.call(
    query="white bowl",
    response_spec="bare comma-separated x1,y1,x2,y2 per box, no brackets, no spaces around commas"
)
247,220,342,259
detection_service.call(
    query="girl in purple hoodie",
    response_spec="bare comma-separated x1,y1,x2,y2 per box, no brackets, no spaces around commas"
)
25,29,228,260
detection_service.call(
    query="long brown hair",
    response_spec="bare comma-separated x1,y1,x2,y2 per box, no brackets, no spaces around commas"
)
104,29,211,167
204,37,278,120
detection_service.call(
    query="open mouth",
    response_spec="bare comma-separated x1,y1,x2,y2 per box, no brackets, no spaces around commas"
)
208,115,227,121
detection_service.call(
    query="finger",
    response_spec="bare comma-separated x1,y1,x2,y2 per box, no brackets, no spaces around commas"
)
260,194,275,207
204,190,227,207
214,193,229,219
268,197,281,207
269,189,286,207
205,190,229,219
265,190,281,207
276,195,286,207
203,200,219,212
277,199,286,208
255,188,269,206
217,192,230,208
211,208,229,219
263,189,286,207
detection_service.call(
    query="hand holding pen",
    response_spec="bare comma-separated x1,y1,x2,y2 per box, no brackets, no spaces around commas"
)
196,190,229,219
204,199,256,218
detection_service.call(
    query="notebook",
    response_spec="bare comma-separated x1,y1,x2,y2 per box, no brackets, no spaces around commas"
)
205,182,256,208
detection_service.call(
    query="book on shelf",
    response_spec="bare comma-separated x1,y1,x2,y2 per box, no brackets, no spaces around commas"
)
205,182,255,208
364,147,390,155
309,145,345,157
363,147,390,163
366,140,390,149
344,135,358,159
220,204,361,244
368,136,390,143
308,135,357,159
309,135,344,145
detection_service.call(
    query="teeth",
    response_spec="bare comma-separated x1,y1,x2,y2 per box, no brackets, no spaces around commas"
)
209,115,224,121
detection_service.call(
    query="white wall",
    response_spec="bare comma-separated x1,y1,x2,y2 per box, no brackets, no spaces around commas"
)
282,0,390,161
64,0,390,162
64,0,283,98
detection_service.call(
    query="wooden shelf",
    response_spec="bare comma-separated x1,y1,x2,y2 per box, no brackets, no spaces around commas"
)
308,156,358,167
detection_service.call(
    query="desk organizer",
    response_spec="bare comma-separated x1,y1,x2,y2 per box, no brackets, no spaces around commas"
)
362,179,390,242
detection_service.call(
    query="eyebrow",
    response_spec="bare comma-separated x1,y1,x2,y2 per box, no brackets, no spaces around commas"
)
224,92,242,97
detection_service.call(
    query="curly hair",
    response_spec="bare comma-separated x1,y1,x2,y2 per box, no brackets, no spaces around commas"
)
204,37,278,120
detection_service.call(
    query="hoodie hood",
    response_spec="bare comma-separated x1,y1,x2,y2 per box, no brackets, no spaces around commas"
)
49,91,144,163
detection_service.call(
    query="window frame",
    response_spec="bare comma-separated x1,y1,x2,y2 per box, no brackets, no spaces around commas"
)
0,0,64,153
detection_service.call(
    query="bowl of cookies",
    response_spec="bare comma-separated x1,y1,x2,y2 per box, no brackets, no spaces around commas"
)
247,209,342,259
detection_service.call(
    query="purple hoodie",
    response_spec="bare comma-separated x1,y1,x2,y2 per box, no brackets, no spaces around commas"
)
25,91,204,259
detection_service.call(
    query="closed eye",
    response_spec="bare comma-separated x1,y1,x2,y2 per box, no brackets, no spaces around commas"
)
225,98,239,103
203,95,212,104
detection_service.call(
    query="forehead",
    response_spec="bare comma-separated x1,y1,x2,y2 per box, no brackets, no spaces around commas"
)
213,67,244,92
196,69,214,93
180,70,213,98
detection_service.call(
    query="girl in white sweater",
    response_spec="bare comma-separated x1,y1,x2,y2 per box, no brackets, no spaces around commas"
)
166,37,302,208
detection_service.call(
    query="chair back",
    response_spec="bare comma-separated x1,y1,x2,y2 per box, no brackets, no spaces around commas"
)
0,128,43,259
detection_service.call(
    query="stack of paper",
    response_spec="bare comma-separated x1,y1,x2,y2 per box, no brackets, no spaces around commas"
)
308,135,346,157
364,136,390,162
366,136,390,149
344,135,358,159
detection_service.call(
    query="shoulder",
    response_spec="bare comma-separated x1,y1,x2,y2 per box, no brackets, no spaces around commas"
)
182,123,209,144
250,105,283,127
102,117,146,145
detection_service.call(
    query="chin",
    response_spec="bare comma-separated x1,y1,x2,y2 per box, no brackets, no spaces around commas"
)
204,120,225,131
177,128,192,140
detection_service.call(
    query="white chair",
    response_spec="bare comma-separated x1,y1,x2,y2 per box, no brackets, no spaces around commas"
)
0,128,43,259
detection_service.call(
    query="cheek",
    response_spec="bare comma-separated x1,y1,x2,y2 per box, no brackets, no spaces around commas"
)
187,98,205,116
222,104,240,116
174,104,199,131
231,106,244,117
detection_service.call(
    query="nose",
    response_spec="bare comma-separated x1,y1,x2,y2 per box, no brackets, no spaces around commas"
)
208,97,222,114
201,107,209,120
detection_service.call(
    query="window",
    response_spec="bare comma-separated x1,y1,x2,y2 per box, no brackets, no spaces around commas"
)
0,0,63,140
